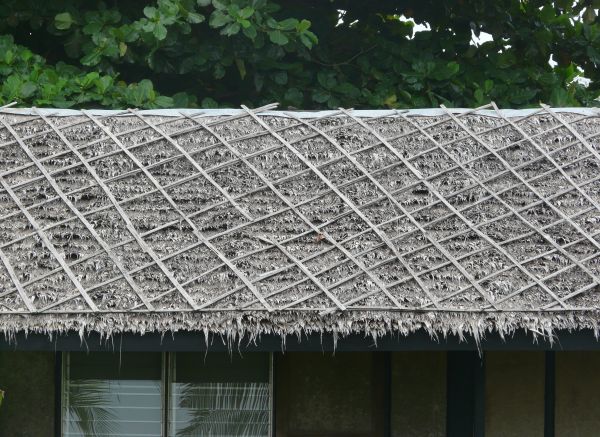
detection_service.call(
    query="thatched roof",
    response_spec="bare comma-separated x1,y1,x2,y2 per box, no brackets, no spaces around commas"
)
1,102,599,341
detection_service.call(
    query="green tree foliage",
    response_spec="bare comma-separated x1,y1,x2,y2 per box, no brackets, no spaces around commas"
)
1,0,599,108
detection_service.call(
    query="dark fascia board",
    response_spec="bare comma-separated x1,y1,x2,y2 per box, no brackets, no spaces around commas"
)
1,329,599,352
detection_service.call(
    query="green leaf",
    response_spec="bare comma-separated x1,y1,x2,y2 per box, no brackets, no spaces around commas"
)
116,41,127,57
327,96,340,109
583,7,597,25
201,97,218,108
222,23,241,36
587,45,600,64
540,5,555,23
154,95,173,108
213,64,225,79
138,80,154,99
243,25,257,39
300,32,317,49
4,50,14,65
334,82,360,98
55,12,74,30
81,72,100,88
83,21,102,35
197,0,212,6
279,18,299,31
398,89,412,102
273,71,288,85
312,89,330,103
153,24,168,40
300,34,313,49
235,58,246,79
239,7,255,19
212,0,227,10
81,50,102,66
296,19,311,33
430,61,460,80
172,92,194,107
317,71,336,89
95,76,113,93
268,30,289,45
284,87,303,106
383,94,397,108
474,88,484,102
549,87,572,106
210,11,231,27
2,75,21,99
143,7,158,19
187,12,205,24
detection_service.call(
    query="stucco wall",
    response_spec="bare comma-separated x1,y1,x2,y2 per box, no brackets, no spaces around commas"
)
0,352,55,437
556,351,600,437
391,352,446,437
484,351,544,437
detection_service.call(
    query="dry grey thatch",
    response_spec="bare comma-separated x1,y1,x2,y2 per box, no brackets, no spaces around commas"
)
1,102,600,341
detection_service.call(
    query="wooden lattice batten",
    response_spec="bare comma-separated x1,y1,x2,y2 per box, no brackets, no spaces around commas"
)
0,103,599,337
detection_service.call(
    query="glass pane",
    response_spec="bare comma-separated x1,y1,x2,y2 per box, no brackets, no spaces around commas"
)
169,353,270,437
277,352,382,437
62,352,163,437
391,352,446,437
0,352,55,437
484,352,544,437
556,352,600,436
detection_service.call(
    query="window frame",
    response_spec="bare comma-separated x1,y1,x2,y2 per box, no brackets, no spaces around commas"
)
58,351,274,437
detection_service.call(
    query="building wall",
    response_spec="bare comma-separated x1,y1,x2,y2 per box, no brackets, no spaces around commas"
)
556,351,600,437
391,351,446,437
484,351,545,437
5,348,600,436
0,352,55,437
276,352,384,437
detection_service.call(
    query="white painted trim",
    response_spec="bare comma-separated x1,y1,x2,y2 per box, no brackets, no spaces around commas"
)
1,106,599,118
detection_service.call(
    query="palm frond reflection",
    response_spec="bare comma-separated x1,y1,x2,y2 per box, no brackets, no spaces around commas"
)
173,382,270,437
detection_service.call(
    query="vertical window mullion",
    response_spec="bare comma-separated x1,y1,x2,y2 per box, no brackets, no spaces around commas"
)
54,351,63,437
163,352,169,437
544,351,556,437
474,352,485,437
269,352,274,437
446,351,484,437
383,352,391,437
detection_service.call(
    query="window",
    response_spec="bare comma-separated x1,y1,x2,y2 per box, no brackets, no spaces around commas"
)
169,353,271,437
60,352,271,437
62,352,163,437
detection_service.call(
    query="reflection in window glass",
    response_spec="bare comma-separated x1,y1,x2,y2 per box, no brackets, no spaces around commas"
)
169,353,270,437
62,352,163,437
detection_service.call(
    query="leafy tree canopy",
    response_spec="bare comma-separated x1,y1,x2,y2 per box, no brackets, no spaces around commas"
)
1,0,599,108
